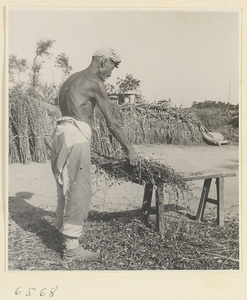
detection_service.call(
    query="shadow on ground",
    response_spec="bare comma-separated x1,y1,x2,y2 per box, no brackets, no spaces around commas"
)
8,192,197,255
8,192,63,255
88,203,196,223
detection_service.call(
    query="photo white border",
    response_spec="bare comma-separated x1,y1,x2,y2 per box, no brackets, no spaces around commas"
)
1,1,246,299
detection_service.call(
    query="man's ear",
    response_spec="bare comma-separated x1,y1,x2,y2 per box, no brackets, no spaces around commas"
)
101,60,105,68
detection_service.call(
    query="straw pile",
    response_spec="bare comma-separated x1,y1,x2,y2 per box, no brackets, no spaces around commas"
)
119,103,204,145
9,88,54,163
91,102,204,153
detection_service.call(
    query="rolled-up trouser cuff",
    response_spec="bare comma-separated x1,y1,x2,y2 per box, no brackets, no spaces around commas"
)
63,235,79,250
59,222,82,238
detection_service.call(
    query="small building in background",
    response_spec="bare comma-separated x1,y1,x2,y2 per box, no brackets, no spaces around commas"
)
108,92,142,105
156,99,172,107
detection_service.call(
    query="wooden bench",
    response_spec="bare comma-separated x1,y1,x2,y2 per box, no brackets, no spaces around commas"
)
142,171,237,233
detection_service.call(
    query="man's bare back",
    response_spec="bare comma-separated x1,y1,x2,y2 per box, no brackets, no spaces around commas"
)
59,70,98,126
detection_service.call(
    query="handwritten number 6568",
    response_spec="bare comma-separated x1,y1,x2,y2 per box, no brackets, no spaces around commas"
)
14,286,58,297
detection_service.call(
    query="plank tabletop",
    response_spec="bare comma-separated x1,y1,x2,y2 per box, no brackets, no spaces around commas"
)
181,170,237,181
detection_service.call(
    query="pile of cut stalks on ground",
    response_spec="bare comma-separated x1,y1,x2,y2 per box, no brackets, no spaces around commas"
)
8,207,239,271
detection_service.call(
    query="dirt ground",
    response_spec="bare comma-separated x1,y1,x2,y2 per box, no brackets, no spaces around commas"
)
8,144,239,224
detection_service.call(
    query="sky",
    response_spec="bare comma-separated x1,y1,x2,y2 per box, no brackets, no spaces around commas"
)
7,7,240,107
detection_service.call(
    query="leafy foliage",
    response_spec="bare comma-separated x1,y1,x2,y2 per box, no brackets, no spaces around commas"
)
191,100,238,111
55,53,72,77
9,55,28,83
30,39,55,89
189,101,239,144
116,73,141,95
35,39,55,58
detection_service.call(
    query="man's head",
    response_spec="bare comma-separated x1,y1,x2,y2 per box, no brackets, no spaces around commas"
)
92,47,121,81
93,47,121,68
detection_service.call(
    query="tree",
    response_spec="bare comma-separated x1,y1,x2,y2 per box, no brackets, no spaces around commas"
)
116,73,140,95
30,39,55,88
55,53,72,78
115,74,141,104
9,55,28,83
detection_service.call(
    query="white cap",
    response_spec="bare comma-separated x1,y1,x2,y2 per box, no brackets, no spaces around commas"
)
93,47,121,67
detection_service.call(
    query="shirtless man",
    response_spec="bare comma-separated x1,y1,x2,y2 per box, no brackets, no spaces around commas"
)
51,47,139,262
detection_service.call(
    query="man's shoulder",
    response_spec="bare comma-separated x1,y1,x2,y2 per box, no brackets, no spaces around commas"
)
77,71,103,86
85,76,105,91
67,70,106,95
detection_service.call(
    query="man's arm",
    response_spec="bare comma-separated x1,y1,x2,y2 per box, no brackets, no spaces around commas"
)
93,81,139,166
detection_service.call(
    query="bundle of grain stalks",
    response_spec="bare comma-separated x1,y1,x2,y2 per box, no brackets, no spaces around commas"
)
9,87,54,163
91,149,186,188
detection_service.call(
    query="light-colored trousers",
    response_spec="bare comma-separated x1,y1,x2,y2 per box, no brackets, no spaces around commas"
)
51,117,92,238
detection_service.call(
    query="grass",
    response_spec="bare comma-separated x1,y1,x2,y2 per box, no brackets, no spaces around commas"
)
8,206,239,271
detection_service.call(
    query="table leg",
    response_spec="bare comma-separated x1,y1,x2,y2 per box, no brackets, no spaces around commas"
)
156,184,165,234
196,179,212,221
216,178,224,226
142,183,153,225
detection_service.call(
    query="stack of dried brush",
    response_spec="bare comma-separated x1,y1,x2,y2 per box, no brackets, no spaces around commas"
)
91,102,205,156
120,103,205,145
8,87,54,163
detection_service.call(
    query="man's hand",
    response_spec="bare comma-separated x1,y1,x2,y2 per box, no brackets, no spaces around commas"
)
127,149,140,166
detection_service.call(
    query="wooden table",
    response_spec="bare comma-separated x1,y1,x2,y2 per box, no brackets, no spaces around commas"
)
142,171,237,234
